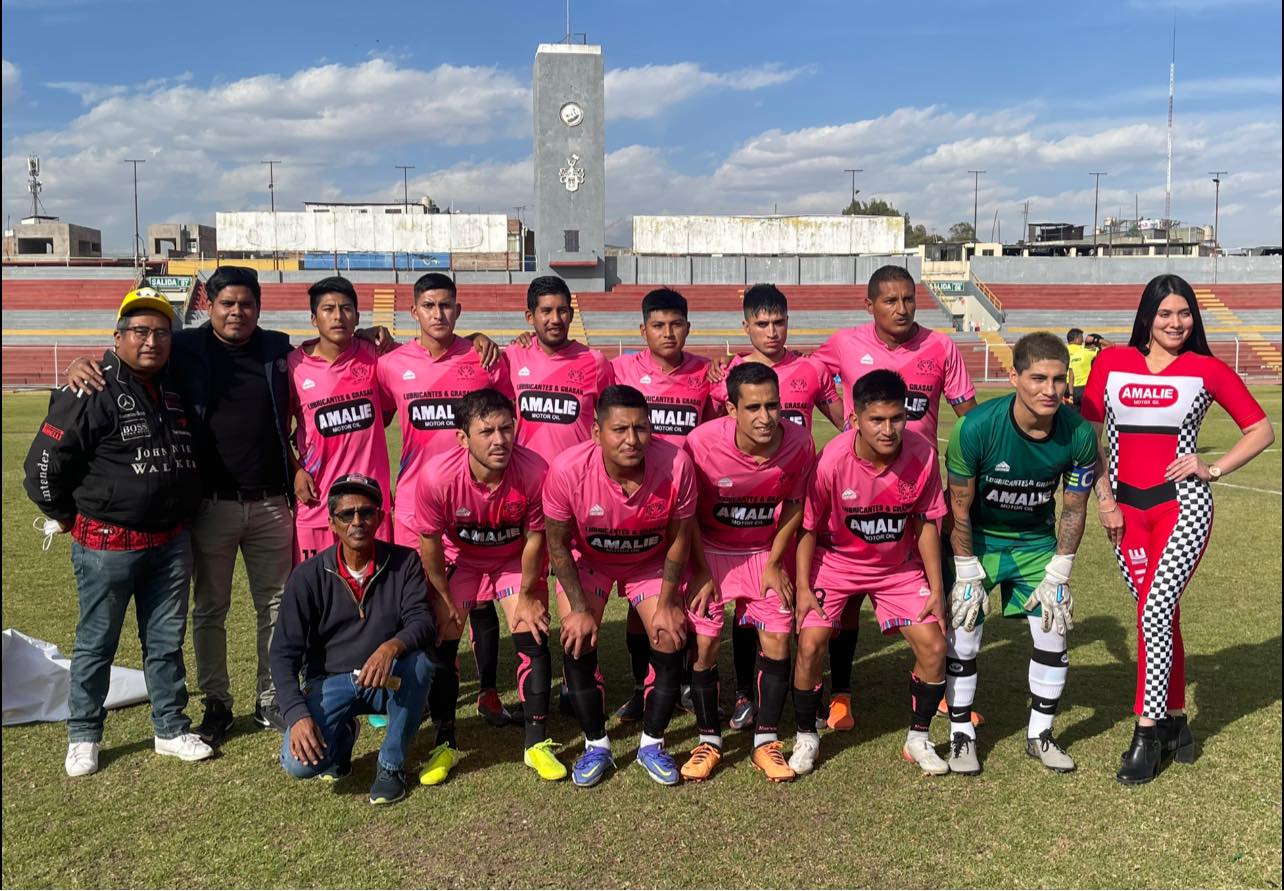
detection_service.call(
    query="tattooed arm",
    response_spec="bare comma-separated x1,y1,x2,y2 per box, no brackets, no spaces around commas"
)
1057,488,1090,556
947,472,977,558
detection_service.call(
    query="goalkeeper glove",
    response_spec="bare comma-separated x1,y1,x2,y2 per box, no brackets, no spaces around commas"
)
949,556,989,631
1027,554,1075,635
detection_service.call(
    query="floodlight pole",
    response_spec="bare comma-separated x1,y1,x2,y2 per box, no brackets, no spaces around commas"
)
843,168,862,210
968,170,985,243
125,159,146,269
395,165,415,213
263,160,281,271
1089,172,1108,255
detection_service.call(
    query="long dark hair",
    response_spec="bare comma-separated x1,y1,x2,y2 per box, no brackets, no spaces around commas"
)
1127,274,1212,356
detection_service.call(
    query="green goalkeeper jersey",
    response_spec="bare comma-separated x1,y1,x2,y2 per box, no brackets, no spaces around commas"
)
945,394,1097,551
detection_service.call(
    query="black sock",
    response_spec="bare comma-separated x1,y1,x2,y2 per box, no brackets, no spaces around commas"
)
829,627,859,694
513,632,550,748
690,667,721,739
910,673,946,733
643,649,684,739
732,623,758,698
429,638,461,747
562,648,606,740
469,603,501,690
793,684,821,735
626,631,650,688
754,653,791,737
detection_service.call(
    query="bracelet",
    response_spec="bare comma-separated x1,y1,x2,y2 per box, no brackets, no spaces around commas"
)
1097,504,1120,514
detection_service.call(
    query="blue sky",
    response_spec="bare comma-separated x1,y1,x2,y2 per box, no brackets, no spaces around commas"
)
2,0,1280,251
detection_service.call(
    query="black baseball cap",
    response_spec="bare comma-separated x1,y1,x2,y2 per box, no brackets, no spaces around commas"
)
329,473,383,507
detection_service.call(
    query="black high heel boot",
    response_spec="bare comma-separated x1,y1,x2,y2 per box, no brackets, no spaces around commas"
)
1117,722,1162,785
1159,714,1196,763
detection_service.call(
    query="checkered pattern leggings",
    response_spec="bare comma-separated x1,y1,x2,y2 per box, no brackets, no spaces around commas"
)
1112,483,1214,720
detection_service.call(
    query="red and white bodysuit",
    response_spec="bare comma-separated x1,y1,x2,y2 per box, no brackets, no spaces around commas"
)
1082,347,1266,719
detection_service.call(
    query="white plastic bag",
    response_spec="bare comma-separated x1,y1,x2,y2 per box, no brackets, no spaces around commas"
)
2,628,149,725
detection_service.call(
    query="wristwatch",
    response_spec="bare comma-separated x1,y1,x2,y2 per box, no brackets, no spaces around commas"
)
1208,464,1223,480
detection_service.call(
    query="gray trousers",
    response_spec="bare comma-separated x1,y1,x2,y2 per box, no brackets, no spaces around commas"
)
189,495,293,710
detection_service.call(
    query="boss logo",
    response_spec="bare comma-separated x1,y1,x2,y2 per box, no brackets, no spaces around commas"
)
1118,384,1178,408
120,422,150,442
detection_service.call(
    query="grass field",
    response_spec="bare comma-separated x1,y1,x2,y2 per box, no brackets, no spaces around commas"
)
3,387,1281,889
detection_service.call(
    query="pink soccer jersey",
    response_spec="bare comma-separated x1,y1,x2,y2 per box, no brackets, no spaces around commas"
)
377,336,513,532
810,323,974,439
504,339,615,464
710,351,839,431
803,428,946,583
684,415,815,553
416,442,547,564
543,437,697,575
611,350,713,444
288,339,392,532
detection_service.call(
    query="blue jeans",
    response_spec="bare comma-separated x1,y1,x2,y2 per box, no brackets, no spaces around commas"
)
279,650,432,777
68,531,194,743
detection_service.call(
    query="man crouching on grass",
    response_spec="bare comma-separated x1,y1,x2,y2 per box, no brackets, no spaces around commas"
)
270,474,435,805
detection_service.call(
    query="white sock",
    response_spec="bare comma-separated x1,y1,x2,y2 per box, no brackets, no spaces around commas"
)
586,735,610,752
1027,615,1067,739
753,732,777,749
1028,710,1054,738
795,731,820,746
906,728,930,744
946,624,982,741
700,733,723,748
639,732,664,749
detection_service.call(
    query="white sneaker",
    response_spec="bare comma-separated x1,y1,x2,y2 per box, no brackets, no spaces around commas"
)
902,735,949,775
154,733,214,762
788,733,821,775
65,742,100,777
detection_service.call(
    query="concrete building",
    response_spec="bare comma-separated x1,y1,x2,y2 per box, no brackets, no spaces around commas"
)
533,42,606,291
215,210,508,255
3,216,102,259
632,214,905,256
303,199,441,215
148,222,216,258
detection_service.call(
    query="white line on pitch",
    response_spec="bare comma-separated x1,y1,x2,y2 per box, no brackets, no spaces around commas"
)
1213,480,1282,496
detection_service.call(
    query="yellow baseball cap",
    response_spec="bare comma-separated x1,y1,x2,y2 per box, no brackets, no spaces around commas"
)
118,286,176,321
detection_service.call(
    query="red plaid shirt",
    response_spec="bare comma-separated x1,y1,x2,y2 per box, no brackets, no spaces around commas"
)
71,515,183,552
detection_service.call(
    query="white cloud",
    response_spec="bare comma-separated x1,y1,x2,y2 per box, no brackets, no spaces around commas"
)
605,62,809,120
2,58,20,103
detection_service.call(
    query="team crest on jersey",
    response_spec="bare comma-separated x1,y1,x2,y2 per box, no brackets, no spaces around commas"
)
916,358,938,375
350,363,372,383
502,500,525,521
567,368,586,384
402,369,416,381
302,379,316,391
860,354,874,365
841,488,858,501
518,366,531,377
456,363,476,380
641,498,668,519
789,377,808,392
897,479,916,500
589,504,605,517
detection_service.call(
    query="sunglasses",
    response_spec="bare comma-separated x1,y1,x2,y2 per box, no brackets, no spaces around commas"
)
332,506,383,523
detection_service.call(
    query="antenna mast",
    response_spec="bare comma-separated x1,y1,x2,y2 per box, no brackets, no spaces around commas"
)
1164,16,1175,255
27,156,43,218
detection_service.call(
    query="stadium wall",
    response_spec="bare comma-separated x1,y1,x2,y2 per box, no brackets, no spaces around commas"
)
2,267,137,281
623,253,921,286
633,214,905,255
972,255,1282,284
215,211,508,255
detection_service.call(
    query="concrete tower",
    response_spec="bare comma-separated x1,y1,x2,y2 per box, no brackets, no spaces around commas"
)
533,43,605,291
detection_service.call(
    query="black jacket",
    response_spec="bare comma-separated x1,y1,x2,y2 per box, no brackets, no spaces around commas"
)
170,323,294,494
23,350,202,531
270,542,435,728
